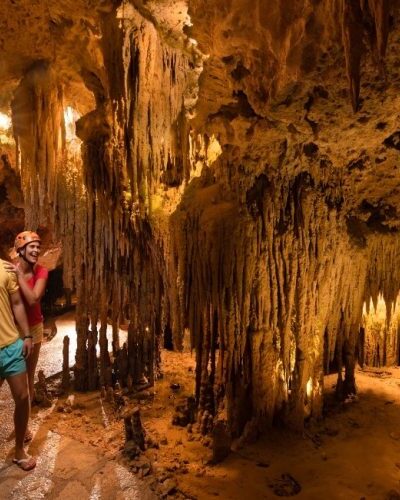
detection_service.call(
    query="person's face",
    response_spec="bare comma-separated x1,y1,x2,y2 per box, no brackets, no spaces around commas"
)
22,241,41,264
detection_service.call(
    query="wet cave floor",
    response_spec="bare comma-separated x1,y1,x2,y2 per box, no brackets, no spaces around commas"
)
1,312,400,500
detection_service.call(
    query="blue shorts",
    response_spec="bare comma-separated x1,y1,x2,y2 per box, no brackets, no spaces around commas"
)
0,338,26,379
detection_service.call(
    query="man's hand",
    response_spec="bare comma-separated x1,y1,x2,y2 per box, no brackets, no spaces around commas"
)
3,261,20,276
22,337,33,359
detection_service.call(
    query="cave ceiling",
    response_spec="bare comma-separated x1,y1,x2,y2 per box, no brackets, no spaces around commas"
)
0,0,400,233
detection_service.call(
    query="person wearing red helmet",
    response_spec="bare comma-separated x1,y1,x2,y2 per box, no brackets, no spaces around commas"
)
4,231,48,444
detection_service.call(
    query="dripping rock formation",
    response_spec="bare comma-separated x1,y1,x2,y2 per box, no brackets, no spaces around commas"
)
1,0,400,473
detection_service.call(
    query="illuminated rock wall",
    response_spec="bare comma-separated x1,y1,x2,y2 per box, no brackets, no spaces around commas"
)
361,295,400,367
6,0,400,437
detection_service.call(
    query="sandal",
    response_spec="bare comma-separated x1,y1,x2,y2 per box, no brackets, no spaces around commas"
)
24,430,33,443
12,455,36,471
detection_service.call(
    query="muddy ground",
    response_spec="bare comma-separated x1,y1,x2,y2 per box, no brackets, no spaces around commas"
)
1,312,400,499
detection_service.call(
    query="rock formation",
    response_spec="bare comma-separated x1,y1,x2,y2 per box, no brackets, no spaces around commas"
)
0,125,24,258
62,335,70,391
1,0,400,439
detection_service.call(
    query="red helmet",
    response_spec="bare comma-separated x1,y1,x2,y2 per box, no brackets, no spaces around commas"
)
14,231,41,253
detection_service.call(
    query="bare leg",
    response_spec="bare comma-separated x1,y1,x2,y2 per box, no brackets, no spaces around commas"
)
26,343,41,403
7,372,30,460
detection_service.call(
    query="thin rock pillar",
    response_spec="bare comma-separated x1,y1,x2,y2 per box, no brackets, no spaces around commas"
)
62,335,70,391
343,326,358,397
87,326,99,390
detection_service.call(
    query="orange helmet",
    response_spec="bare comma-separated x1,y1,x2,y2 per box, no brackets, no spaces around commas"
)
14,231,41,253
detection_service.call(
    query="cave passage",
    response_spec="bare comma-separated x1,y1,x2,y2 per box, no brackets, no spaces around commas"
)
1,1,400,499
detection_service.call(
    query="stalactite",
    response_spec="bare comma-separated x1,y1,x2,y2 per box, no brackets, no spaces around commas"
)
74,286,90,390
363,0,390,75
10,2,200,393
11,61,64,228
57,4,200,392
342,0,364,112
342,0,391,111
87,327,99,391
99,297,111,386
170,135,400,435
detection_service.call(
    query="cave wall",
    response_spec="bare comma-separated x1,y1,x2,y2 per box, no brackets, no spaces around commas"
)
0,139,24,259
6,0,400,438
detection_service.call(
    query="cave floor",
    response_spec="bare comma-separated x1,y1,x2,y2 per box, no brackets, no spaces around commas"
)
0,312,154,500
0,313,400,499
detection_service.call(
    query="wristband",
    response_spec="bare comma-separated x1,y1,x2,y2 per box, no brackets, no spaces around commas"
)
24,335,33,339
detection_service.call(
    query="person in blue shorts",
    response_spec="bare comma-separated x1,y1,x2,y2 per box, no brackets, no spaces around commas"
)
0,258,36,471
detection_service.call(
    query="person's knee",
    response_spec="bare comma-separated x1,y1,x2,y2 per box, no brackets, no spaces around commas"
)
14,389,30,407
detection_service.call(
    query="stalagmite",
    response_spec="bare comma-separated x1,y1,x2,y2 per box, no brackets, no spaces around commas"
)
212,420,231,464
35,370,52,408
62,335,70,391
172,396,196,427
106,387,115,404
361,294,400,367
123,407,146,458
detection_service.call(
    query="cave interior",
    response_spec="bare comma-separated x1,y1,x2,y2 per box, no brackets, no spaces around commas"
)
1,1,400,498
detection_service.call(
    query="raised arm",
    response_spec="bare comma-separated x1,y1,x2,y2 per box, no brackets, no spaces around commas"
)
10,289,32,358
17,274,47,307
4,262,48,306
